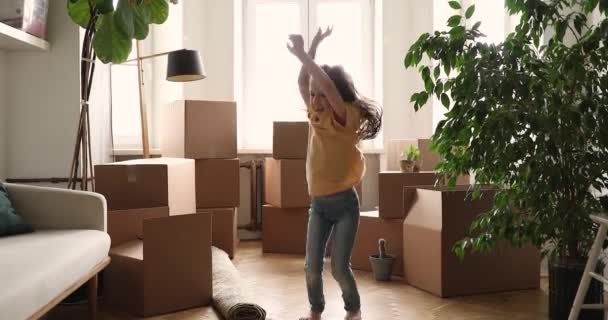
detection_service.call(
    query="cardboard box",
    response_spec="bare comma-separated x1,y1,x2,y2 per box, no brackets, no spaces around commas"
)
385,139,418,171
378,171,438,219
161,100,237,159
196,159,240,208
264,158,310,208
418,139,442,171
402,186,540,297
197,208,238,259
273,121,309,159
351,211,404,276
105,213,213,317
107,207,169,247
95,158,196,216
0,0,48,39
262,205,308,254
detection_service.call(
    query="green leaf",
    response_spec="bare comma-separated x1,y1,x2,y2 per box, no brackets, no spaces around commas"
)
472,21,482,30
425,78,435,92
115,0,135,38
441,93,450,108
449,1,462,10
94,12,133,64
148,0,169,24
450,26,466,37
95,0,114,14
133,4,152,39
67,0,92,29
448,15,462,28
465,5,476,19
434,65,441,79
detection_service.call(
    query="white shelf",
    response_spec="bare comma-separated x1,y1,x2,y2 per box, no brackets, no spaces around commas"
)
0,22,50,51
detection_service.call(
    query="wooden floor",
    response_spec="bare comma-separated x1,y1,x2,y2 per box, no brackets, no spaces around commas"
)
47,241,548,320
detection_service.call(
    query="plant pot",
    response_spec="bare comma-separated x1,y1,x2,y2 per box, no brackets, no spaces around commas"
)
400,160,416,173
549,258,604,320
369,254,395,281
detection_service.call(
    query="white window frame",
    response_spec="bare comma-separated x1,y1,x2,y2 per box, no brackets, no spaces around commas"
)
240,0,380,151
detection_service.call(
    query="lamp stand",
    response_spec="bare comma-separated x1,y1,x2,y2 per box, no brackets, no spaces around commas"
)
136,40,151,159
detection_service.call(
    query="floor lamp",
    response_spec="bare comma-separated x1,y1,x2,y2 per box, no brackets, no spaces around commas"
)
127,41,206,158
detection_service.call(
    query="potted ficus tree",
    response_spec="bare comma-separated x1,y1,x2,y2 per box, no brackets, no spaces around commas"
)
400,145,421,173
405,0,608,319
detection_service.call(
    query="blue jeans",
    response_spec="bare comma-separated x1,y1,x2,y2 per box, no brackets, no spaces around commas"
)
305,187,361,313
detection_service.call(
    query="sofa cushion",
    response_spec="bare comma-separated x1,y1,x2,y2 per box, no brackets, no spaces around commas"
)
0,229,110,320
0,183,33,236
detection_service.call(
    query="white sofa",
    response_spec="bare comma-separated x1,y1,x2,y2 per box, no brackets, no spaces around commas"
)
0,183,111,320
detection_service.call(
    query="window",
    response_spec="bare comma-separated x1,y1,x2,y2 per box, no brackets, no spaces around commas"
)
240,0,379,151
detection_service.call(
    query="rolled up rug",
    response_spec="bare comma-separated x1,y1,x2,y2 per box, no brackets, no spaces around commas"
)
212,247,267,320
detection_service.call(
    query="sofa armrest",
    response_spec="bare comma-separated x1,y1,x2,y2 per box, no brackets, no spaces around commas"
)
4,183,107,232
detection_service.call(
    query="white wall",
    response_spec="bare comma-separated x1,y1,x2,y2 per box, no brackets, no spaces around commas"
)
6,0,80,179
0,50,6,181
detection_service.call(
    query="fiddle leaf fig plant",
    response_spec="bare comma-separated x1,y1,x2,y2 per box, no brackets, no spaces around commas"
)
405,0,608,261
67,0,173,63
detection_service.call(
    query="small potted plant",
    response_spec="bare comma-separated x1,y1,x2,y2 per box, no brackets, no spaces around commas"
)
400,145,420,173
369,239,395,281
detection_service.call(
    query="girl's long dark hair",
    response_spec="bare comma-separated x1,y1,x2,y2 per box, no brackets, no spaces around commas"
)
321,65,382,140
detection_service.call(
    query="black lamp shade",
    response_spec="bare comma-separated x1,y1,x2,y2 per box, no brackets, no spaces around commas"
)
166,49,206,82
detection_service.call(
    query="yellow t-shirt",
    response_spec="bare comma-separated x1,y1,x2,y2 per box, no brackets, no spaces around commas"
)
306,102,365,197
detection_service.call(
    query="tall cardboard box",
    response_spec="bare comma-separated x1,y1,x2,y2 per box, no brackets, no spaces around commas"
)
197,208,238,259
95,158,196,216
262,205,309,254
351,211,404,276
273,121,309,159
161,100,237,159
418,139,442,171
378,171,438,219
385,139,418,171
195,159,240,208
264,158,310,208
105,213,213,317
107,207,169,247
403,186,540,297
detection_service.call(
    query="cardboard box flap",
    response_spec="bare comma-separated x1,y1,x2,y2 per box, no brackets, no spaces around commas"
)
110,240,144,261
105,157,194,166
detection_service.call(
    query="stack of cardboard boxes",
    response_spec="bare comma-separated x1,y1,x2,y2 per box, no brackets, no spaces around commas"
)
351,138,466,277
161,100,240,259
262,122,311,254
95,158,212,317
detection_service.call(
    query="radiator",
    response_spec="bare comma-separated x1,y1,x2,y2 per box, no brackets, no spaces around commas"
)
239,159,264,231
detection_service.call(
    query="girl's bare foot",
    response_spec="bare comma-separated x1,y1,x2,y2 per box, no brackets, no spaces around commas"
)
345,310,362,320
299,311,322,320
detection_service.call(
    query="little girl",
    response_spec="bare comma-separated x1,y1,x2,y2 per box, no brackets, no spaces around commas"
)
287,27,382,320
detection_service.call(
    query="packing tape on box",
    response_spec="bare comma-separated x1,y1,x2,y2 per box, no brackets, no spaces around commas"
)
127,166,137,183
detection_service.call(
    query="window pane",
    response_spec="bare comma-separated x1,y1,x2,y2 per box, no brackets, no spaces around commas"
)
472,0,505,44
245,2,304,150
111,65,141,148
316,1,364,93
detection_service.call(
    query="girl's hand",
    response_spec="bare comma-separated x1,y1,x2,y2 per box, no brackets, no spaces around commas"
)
287,34,306,57
312,26,333,45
